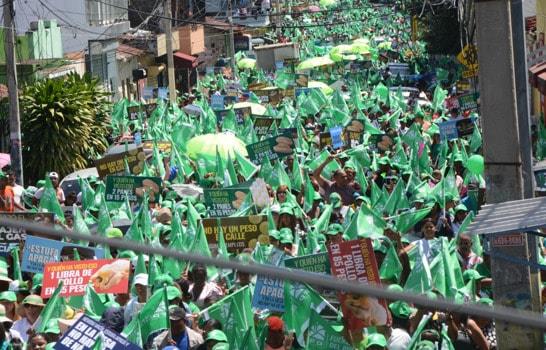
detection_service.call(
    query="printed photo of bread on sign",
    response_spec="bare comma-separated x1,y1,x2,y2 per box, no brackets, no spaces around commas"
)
232,191,247,209
346,120,364,132
90,259,130,291
273,136,293,154
343,293,388,327
135,179,160,202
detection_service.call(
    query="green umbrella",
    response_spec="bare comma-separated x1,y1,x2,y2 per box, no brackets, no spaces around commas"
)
186,133,248,170
308,81,334,95
231,101,267,115
296,56,335,71
237,58,256,70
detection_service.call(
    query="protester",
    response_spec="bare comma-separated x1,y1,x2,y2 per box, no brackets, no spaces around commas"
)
12,295,44,343
152,306,203,349
0,172,14,212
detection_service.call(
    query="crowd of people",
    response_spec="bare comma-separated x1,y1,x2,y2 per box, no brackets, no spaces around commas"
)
0,0,543,349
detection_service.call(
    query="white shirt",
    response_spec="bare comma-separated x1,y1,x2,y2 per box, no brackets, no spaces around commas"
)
11,184,24,208
124,297,146,326
188,282,223,309
34,186,65,203
388,328,411,350
12,317,32,342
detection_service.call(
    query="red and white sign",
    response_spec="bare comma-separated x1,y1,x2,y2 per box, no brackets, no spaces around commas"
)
328,239,390,332
41,259,130,298
491,233,524,247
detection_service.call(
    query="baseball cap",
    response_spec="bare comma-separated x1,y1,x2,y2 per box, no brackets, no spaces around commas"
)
463,269,485,282
32,274,43,290
48,172,59,179
386,284,403,293
206,329,228,342
22,294,44,306
166,286,182,301
132,273,148,286
279,228,293,244
43,318,61,334
389,300,416,319
106,227,123,239
268,229,281,240
0,291,16,302
168,305,186,321
326,223,343,236
454,204,468,212
366,333,387,348
279,204,294,216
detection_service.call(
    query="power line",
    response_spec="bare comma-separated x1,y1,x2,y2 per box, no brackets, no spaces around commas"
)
2,216,546,330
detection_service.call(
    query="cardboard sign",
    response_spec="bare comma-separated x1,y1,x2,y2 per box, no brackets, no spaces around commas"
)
248,82,268,91
458,92,479,111
0,213,54,255
328,239,389,331
319,132,332,149
438,117,476,142
252,275,284,312
211,94,225,110
254,88,281,105
201,215,268,253
22,235,105,274
55,315,141,350
95,146,146,178
345,119,365,147
252,116,280,136
330,126,344,149
142,140,172,154
295,73,309,87
42,259,130,298
284,252,330,274
105,176,162,203
203,187,250,217
127,103,157,120
246,130,295,165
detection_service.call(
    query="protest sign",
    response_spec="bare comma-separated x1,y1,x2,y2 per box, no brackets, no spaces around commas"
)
458,92,479,111
284,252,331,274
254,88,281,105
54,315,141,350
246,130,295,165
252,275,285,312
95,146,146,178
369,134,394,152
211,94,225,110
295,73,309,87
345,119,365,147
252,116,279,136
42,259,130,298
327,239,389,331
105,176,162,203
22,235,105,274
248,82,268,91
203,187,250,217
0,213,54,255
330,126,344,149
438,117,476,142
142,140,172,154
319,132,332,149
201,215,268,253
127,103,157,120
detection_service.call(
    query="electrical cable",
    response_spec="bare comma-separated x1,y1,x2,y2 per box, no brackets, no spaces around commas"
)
1,216,546,330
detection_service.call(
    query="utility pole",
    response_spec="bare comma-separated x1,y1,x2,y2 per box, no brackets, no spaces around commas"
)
164,0,176,103
227,0,236,72
3,0,23,186
475,0,543,348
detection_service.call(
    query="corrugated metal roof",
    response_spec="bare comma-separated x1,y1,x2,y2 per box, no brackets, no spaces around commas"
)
466,196,546,235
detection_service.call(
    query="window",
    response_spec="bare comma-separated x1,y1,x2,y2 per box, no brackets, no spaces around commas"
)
86,0,129,26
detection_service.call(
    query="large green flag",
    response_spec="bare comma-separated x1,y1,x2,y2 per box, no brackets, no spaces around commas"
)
39,177,65,222
307,149,341,180
97,193,113,237
431,85,448,113
35,281,65,333
122,316,143,348
11,248,22,282
201,286,255,350
379,238,403,283
164,211,187,278
240,327,260,350
404,246,433,294
191,222,218,279
78,177,95,212
234,149,259,180
83,284,107,320
283,282,329,346
134,287,169,345
291,156,304,191
383,179,406,216
395,207,432,234
407,313,432,350
306,310,352,350
73,205,91,246
225,152,239,186
344,204,384,240
469,123,482,153
303,172,317,213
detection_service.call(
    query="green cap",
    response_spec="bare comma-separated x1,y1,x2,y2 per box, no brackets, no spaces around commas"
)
463,269,485,282
279,204,294,216
43,318,61,334
117,250,137,260
329,192,342,208
0,291,16,302
23,294,44,306
268,229,281,240
366,333,387,348
415,340,435,350
454,204,468,212
279,228,294,244
206,329,228,342
389,301,416,319
166,286,182,301
194,203,207,216
386,284,403,293
36,180,46,188
212,344,229,350
106,227,123,239
477,297,493,306
32,274,43,288
326,223,343,236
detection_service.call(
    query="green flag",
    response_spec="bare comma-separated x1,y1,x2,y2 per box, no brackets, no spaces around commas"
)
133,287,169,345
395,207,433,234
225,152,239,186
35,281,65,333
303,172,317,213
407,313,432,349
135,253,148,276
122,316,143,348
83,284,107,320
216,218,229,259
379,238,403,283
404,247,433,294
10,248,22,281
469,122,482,153
201,286,255,349
39,177,65,222
291,156,304,191
97,193,113,237
306,310,352,350
234,149,259,180
191,222,218,279
73,205,91,246
78,177,95,212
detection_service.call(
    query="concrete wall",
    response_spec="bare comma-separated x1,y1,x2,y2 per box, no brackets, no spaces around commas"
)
26,20,63,60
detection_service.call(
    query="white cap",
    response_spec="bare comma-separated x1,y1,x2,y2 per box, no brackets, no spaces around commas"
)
133,273,148,286
130,255,149,267
48,172,59,179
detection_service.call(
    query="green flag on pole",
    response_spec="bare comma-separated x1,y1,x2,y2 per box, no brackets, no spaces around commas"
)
39,177,65,222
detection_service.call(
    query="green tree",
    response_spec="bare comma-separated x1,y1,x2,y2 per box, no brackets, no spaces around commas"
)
20,73,111,184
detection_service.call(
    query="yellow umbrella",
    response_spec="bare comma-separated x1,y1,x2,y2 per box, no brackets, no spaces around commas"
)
296,56,335,71
308,81,334,95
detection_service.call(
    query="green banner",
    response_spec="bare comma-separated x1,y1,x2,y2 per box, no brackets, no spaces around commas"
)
284,253,331,274
105,176,162,203
203,187,250,217
246,130,295,165
201,215,268,253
